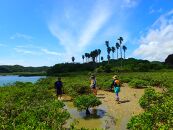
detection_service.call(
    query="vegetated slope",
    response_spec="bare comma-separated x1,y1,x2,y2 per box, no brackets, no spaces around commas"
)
0,79,69,130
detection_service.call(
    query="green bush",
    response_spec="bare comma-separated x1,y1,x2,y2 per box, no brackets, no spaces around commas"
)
129,79,149,88
139,88,162,109
73,94,102,115
127,88,173,129
120,77,131,83
0,79,70,130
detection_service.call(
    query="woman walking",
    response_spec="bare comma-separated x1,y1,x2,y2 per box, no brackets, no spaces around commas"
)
111,75,121,103
90,75,97,95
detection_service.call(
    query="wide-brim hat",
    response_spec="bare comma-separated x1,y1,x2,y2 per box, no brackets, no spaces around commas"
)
112,75,118,79
90,75,95,79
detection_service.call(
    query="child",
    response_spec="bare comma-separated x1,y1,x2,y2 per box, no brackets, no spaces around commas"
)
90,75,97,95
111,75,121,103
55,77,63,100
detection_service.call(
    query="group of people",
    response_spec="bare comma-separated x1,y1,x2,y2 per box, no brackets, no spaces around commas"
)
54,75,121,103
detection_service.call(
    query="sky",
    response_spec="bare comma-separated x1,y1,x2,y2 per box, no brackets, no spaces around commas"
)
0,0,173,66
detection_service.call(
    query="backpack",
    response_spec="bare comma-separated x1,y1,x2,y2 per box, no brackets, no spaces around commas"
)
114,80,120,87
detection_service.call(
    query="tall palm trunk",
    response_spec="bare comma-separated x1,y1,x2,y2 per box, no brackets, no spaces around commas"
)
99,55,100,63
117,49,118,59
124,51,125,59
120,45,122,59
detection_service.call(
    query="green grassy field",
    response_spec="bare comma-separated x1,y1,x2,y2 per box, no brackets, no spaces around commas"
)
0,72,173,129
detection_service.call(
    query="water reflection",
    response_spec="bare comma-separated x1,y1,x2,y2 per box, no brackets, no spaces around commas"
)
64,101,115,129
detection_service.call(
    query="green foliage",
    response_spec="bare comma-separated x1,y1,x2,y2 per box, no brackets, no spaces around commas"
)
47,58,169,76
127,88,173,129
0,79,70,130
139,88,162,109
129,79,149,88
73,94,102,111
120,77,131,83
0,65,49,73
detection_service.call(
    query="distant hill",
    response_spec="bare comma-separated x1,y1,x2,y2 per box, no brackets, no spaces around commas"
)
165,54,173,67
0,65,49,73
47,58,170,76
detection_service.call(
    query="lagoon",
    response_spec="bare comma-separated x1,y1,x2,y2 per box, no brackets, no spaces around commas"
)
0,75,45,86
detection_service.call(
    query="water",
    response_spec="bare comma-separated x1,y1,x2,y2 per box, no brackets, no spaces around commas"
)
0,75,46,86
63,96,116,130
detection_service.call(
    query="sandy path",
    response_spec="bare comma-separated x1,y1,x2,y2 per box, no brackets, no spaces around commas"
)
62,84,163,130
96,84,145,130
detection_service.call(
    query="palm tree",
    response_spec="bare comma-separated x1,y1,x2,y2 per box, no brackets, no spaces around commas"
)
107,47,111,63
107,55,110,64
107,47,111,55
88,53,91,62
116,42,120,59
94,49,99,62
118,37,123,59
105,41,109,48
72,56,75,63
82,55,85,63
122,45,127,59
97,49,101,63
90,51,95,62
111,46,115,59
101,56,103,61
85,53,88,62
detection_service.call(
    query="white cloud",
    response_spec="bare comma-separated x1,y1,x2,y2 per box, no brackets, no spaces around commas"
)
149,7,163,14
122,0,139,8
0,43,6,47
14,48,37,55
133,10,173,61
10,33,33,40
78,2,112,49
41,48,63,56
48,0,113,61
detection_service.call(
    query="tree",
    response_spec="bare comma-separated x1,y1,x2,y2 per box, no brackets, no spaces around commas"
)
111,46,115,59
118,37,123,59
94,49,99,62
73,94,102,115
107,47,111,64
122,45,127,59
85,53,88,63
107,47,111,55
82,55,85,63
116,42,120,59
107,55,110,64
101,56,104,61
88,53,91,62
90,51,95,62
98,49,101,63
72,57,75,63
165,54,173,67
105,41,109,48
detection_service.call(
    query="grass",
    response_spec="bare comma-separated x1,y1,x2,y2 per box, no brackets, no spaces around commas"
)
0,71,173,129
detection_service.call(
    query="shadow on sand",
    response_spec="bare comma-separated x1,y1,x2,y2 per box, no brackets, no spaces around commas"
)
119,100,130,104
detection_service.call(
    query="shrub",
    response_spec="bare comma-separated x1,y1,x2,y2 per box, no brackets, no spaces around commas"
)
129,79,149,88
73,94,102,115
127,88,173,129
120,77,131,83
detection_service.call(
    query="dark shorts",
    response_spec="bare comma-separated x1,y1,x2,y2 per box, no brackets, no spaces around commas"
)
56,89,62,95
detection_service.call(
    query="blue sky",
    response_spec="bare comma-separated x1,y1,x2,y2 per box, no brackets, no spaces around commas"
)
0,0,173,66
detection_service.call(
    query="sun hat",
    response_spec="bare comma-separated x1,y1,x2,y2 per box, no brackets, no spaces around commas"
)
112,75,118,79
90,75,95,79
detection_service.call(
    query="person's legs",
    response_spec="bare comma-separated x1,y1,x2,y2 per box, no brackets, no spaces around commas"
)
93,88,97,95
115,92,119,101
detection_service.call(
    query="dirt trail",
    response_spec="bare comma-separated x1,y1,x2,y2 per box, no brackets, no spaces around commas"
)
62,84,163,130
96,84,164,130
96,84,145,130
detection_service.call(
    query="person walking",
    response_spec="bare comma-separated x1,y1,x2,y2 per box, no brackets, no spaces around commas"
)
55,77,63,100
111,75,121,103
90,75,97,95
